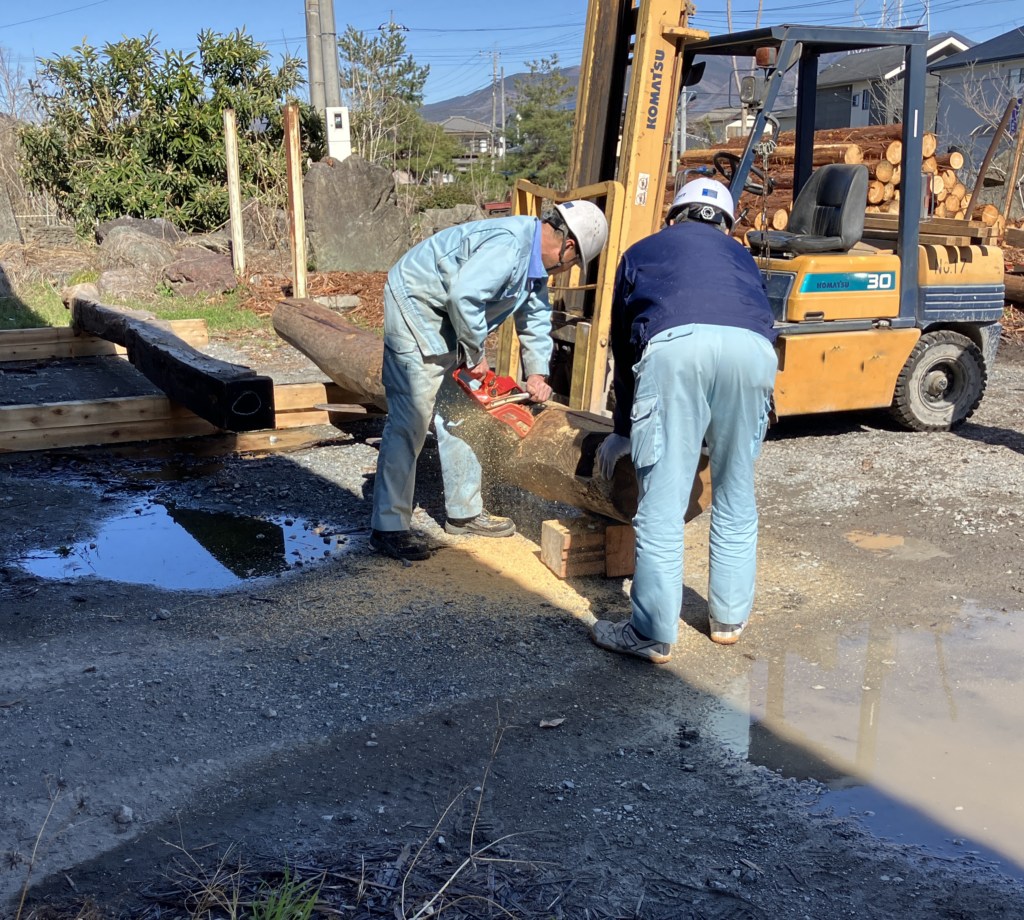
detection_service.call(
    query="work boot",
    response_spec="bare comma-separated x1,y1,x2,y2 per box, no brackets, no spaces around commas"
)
444,510,516,538
370,529,431,562
589,619,671,664
710,618,748,646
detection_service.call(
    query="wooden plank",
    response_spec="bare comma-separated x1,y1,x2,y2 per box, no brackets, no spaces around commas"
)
0,319,208,362
223,108,246,276
605,524,636,577
541,518,606,578
1006,227,1024,248
863,229,976,246
0,395,193,433
71,296,274,431
0,415,218,452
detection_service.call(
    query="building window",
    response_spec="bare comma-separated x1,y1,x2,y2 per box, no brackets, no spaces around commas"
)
853,93,860,107
863,92,871,113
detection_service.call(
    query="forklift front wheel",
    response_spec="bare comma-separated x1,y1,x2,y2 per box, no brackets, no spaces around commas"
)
890,330,986,432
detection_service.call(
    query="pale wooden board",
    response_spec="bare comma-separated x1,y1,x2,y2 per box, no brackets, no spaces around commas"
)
0,415,219,452
0,319,208,362
0,395,195,433
1006,227,1024,248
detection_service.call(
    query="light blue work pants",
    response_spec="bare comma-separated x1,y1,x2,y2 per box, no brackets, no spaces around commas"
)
370,286,483,532
629,324,778,643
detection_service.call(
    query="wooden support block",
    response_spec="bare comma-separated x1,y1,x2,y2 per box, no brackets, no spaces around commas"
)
541,518,607,577
70,296,274,431
540,517,638,579
1006,227,1024,248
605,524,636,578
0,319,207,362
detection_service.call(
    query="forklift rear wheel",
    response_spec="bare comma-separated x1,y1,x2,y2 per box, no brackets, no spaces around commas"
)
890,330,986,432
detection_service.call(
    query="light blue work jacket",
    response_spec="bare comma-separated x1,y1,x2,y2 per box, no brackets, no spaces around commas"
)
387,216,554,377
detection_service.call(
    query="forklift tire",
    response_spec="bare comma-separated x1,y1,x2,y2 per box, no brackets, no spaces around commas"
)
889,330,986,432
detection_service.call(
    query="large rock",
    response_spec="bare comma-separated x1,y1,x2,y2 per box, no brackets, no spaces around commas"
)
96,269,156,301
304,156,413,271
0,186,20,245
420,203,485,237
100,227,178,269
163,252,237,297
95,216,184,245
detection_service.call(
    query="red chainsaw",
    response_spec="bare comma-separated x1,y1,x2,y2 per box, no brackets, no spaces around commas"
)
453,367,536,438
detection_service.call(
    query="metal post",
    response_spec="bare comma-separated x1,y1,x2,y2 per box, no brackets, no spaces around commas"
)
897,39,926,323
223,109,246,277
305,0,326,116
793,48,819,198
320,0,341,109
283,105,308,300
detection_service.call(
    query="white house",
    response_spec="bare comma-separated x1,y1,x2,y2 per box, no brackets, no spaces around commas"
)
814,33,971,130
930,27,1024,172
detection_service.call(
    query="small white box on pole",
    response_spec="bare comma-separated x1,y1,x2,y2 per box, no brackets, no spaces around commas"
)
325,106,352,161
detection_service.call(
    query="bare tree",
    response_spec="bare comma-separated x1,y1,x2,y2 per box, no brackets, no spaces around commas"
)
939,62,1024,185
0,45,37,121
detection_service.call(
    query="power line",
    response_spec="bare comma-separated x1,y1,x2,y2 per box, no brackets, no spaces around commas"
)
0,0,112,30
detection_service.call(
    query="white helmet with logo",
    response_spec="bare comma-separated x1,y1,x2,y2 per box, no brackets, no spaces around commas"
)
668,178,735,229
553,200,609,272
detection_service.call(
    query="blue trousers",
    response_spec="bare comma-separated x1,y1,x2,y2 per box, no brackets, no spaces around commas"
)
629,324,778,642
371,287,483,532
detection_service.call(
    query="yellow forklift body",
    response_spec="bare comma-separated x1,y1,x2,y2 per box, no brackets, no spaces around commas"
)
773,328,921,416
918,244,1004,287
758,253,902,321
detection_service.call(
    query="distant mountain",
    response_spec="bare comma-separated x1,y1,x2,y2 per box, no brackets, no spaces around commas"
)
419,55,788,125
421,66,581,124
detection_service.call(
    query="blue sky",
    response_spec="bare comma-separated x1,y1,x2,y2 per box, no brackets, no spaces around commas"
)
1,0,1022,105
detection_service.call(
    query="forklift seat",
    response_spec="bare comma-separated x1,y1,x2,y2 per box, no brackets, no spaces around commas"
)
747,164,869,255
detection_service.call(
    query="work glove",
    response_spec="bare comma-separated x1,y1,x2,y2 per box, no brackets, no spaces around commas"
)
597,433,631,479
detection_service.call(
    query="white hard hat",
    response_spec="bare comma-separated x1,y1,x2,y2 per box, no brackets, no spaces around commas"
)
553,200,609,272
669,178,735,229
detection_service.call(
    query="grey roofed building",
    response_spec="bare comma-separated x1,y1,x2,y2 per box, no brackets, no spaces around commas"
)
929,26,1024,73
438,115,495,160
813,32,972,130
928,27,1024,217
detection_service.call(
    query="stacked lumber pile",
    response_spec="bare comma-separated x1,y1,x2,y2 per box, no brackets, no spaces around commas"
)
673,124,981,235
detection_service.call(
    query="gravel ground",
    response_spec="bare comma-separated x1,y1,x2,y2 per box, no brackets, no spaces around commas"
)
2,343,1024,919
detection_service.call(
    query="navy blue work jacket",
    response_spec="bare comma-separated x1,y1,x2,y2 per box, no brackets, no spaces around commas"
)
610,220,778,437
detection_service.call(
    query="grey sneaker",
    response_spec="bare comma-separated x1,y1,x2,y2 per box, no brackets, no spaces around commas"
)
590,619,671,664
444,510,516,537
710,618,748,645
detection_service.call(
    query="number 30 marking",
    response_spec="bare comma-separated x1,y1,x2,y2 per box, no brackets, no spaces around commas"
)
866,273,894,290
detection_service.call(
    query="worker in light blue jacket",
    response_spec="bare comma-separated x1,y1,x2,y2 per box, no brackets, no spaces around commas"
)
371,203,610,562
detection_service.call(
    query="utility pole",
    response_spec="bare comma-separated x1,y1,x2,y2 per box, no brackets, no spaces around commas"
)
320,0,340,109
491,43,499,172
500,66,506,161
305,0,326,117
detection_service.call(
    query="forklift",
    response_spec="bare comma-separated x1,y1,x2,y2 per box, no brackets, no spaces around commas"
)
498,7,1005,432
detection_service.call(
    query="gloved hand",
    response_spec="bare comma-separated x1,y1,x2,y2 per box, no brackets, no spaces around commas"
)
597,433,631,479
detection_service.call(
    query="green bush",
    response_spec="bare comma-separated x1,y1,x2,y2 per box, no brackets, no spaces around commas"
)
418,186,476,210
18,30,322,234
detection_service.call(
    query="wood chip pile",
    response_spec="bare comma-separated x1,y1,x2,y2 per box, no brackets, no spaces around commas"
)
242,269,387,329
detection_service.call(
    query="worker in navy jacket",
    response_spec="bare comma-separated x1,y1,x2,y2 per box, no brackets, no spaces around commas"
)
591,178,778,659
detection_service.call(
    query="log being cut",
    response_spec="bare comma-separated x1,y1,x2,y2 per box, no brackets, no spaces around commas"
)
273,298,711,525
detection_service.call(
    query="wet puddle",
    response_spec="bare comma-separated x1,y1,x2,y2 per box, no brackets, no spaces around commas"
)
700,608,1024,877
19,501,354,590
844,530,950,561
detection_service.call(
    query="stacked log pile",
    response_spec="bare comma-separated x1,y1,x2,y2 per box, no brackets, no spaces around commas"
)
671,124,988,237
